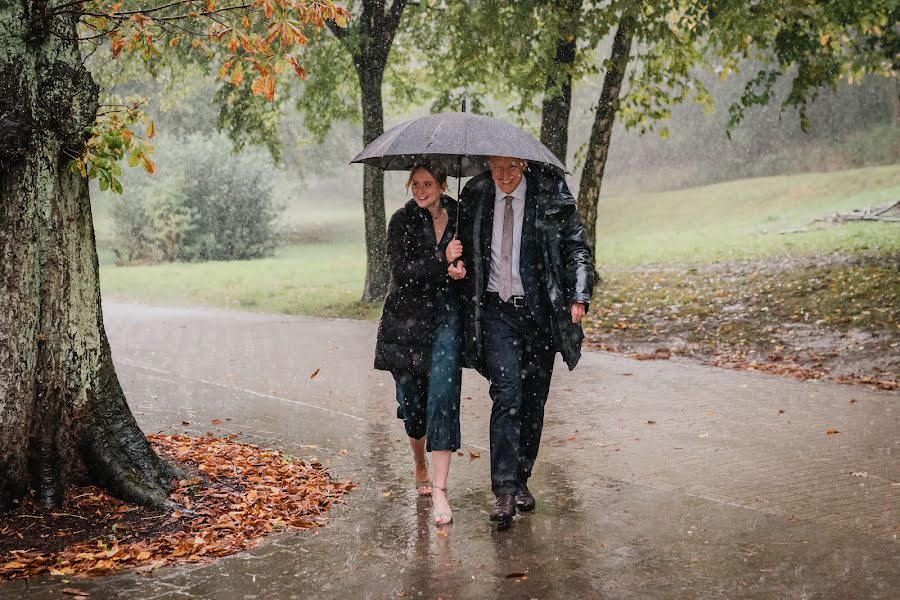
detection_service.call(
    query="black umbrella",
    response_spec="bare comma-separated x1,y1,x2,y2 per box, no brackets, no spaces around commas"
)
351,110,565,241
350,111,565,177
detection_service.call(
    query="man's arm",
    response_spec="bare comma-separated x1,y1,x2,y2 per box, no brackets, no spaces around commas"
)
555,179,594,314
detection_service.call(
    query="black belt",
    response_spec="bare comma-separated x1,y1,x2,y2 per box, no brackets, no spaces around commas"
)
488,291,528,308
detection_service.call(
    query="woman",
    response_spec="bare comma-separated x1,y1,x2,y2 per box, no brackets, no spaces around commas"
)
374,160,466,526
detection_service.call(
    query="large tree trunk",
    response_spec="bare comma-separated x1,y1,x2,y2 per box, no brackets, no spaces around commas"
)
358,70,389,302
329,0,407,302
576,16,636,255
328,1,407,302
0,2,177,511
539,0,581,166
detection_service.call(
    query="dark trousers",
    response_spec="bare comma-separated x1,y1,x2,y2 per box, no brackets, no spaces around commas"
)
483,294,555,497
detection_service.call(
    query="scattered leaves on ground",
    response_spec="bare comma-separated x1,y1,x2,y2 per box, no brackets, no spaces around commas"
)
0,434,353,581
584,253,899,390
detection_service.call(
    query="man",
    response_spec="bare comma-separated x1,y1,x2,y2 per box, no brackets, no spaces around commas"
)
446,156,593,529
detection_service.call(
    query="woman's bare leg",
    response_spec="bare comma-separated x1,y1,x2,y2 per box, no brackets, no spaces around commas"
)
432,450,452,523
410,437,431,494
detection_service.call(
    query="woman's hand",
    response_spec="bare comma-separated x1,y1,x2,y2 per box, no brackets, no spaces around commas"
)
448,260,467,280
445,239,463,263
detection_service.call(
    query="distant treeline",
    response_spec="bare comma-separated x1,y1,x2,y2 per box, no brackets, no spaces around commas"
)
584,74,899,194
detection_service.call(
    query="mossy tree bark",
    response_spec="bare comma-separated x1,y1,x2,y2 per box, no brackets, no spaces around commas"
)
0,1,177,511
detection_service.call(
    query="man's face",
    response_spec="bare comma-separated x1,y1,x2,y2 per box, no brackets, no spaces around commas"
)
488,157,526,194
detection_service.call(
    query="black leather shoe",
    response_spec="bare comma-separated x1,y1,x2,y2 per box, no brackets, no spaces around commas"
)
516,484,536,512
490,495,516,529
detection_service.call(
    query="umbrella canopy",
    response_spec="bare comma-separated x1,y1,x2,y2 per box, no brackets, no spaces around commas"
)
350,112,565,177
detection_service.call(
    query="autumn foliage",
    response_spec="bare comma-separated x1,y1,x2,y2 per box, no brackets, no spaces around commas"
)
71,0,350,192
0,434,353,581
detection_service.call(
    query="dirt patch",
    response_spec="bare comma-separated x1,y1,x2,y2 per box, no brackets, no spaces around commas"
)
0,434,353,581
584,252,899,390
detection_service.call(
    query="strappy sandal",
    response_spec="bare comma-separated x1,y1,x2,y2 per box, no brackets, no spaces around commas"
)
433,485,452,525
415,480,433,496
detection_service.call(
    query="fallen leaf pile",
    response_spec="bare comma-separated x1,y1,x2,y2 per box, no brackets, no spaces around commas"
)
0,434,353,581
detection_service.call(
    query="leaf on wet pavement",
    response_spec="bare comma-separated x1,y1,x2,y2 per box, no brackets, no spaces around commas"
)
310,368,320,379
826,428,841,436
210,419,221,425
505,571,528,580
468,449,480,461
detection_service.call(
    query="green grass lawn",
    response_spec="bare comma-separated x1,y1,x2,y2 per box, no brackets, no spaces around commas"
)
596,164,900,265
99,165,900,319
100,243,378,319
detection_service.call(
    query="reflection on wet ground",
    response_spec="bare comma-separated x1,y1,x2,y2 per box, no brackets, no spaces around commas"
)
4,303,898,599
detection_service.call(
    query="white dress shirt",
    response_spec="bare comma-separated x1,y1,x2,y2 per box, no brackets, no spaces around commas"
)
487,176,526,296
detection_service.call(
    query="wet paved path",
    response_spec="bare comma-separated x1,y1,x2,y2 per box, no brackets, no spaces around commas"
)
5,303,898,599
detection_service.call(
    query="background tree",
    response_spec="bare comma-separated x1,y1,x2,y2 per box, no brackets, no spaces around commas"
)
399,0,608,166
0,0,347,511
539,0,584,164
577,0,898,253
298,0,409,302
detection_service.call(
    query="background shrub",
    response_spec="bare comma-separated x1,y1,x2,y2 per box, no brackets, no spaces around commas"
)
110,133,282,264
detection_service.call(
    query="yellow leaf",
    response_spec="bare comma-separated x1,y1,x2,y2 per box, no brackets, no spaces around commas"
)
251,76,264,96
230,62,244,86
264,73,275,101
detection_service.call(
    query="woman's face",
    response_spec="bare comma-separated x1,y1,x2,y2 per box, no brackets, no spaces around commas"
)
410,168,444,211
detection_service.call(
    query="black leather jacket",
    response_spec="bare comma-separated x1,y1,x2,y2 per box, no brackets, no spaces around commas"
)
456,168,594,371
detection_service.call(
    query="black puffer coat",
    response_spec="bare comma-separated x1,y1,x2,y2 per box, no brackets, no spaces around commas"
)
457,169,594,372
374,196,458,376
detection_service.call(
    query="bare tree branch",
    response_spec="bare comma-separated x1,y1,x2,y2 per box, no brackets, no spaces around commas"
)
71,4,252,21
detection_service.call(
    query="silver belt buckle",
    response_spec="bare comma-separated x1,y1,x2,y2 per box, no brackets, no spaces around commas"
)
512,296,527,308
